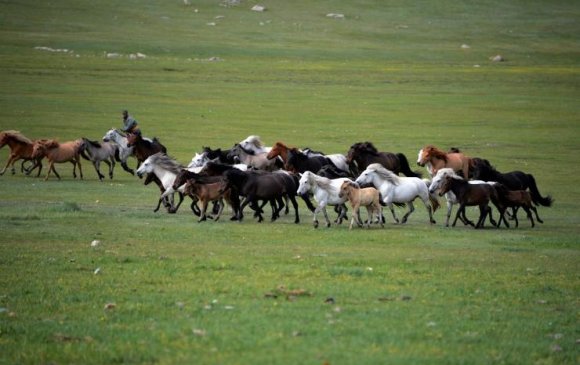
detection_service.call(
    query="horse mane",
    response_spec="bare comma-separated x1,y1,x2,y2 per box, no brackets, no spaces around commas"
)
83,138,102,148
435,167,464,180
2,130,33,144
243,135,264,149
351,141,379,156
424,145,448,162
307,172,333,189
367,163,401,186
41,139,60,149
148,152,184,173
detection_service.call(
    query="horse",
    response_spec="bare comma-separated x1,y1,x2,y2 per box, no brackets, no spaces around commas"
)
126,132,167,162
494,184,544,228
355,163,438,225
102,128,140,175
227,143,280,171
79,138,118,181
135,153,186,213
267,141,349,172
438,174,501,229
286,148,335,174
428,168,497,227
339,181,383,230
223,169,301,223
469,158,553,207
182,177,231,222
296,171,351,228
0,130,43,176
31,139,84,181
417,145,471,179
346,142,421,178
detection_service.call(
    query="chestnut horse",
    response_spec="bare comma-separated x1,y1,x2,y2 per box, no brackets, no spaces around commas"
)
267,141,349,172
31,139,84,181
417,145,471,179
0,130,43,176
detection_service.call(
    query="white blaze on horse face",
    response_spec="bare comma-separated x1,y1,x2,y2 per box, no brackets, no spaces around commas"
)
417,149,423,165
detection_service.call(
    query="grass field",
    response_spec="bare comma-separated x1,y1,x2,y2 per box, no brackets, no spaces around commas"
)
1,1,579,364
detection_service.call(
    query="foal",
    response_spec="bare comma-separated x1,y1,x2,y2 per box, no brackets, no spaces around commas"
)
494,184,543,228
339,181,383,230
439,174,500,229
183,178,231,222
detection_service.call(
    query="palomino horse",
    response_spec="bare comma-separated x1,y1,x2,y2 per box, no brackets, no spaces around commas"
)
355,163,438,225
417,145,471,179
79,138,118,181
267,141,349,172
338,181,383,230
31,139,84,181
346,142,421,178
0,130,43,176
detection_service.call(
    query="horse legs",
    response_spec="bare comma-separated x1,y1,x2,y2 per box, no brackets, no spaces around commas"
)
288,195,300,224
93,160,105,181
349,204,361,230
120,160,135,175
198,199,209,222
531,206,543,224
0,155,17,175
475,204,490,229
521,206,535,228
108,157,115,179
387,203,400,224
77,158,83,179
170,193,185,214
401,202,415,224
451,204,466,227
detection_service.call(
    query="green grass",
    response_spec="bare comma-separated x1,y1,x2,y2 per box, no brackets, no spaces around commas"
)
0,0,579,364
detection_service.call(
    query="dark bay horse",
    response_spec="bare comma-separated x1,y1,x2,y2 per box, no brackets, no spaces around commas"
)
470,158,553,207
439,174,501,229
346,142,421,178
223,169,301,223
0,130,43,176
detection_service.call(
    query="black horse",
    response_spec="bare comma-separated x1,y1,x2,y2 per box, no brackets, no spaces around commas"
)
346,142,421,178
286,148,335,174
223,169,303,223
470,158,553,207
202,146,237,165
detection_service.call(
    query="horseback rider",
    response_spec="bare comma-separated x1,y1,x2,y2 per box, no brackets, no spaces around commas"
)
121,110,141,136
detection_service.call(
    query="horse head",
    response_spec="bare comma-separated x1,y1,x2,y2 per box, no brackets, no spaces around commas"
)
125,132,139,147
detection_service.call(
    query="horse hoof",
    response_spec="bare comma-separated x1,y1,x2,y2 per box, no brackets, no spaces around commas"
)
313,221,319,228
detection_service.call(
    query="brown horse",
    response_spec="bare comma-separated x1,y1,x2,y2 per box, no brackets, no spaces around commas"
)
0,130,43,176
31,139,84,181
266,141,295,168
417,145,471,179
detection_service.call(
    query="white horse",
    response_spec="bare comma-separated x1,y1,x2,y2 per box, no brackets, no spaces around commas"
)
428,168,495,227
102,128,137,175
135,153,186,213
296,171,351,228
355,163,439,224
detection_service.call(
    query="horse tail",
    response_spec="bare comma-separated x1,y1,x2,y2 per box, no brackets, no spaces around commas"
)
114,147,122,162
429,194,440,212
79,149,91,161
527,174,553,207
397,153,422,178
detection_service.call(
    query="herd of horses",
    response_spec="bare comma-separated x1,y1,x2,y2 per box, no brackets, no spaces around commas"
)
0,129,553,229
